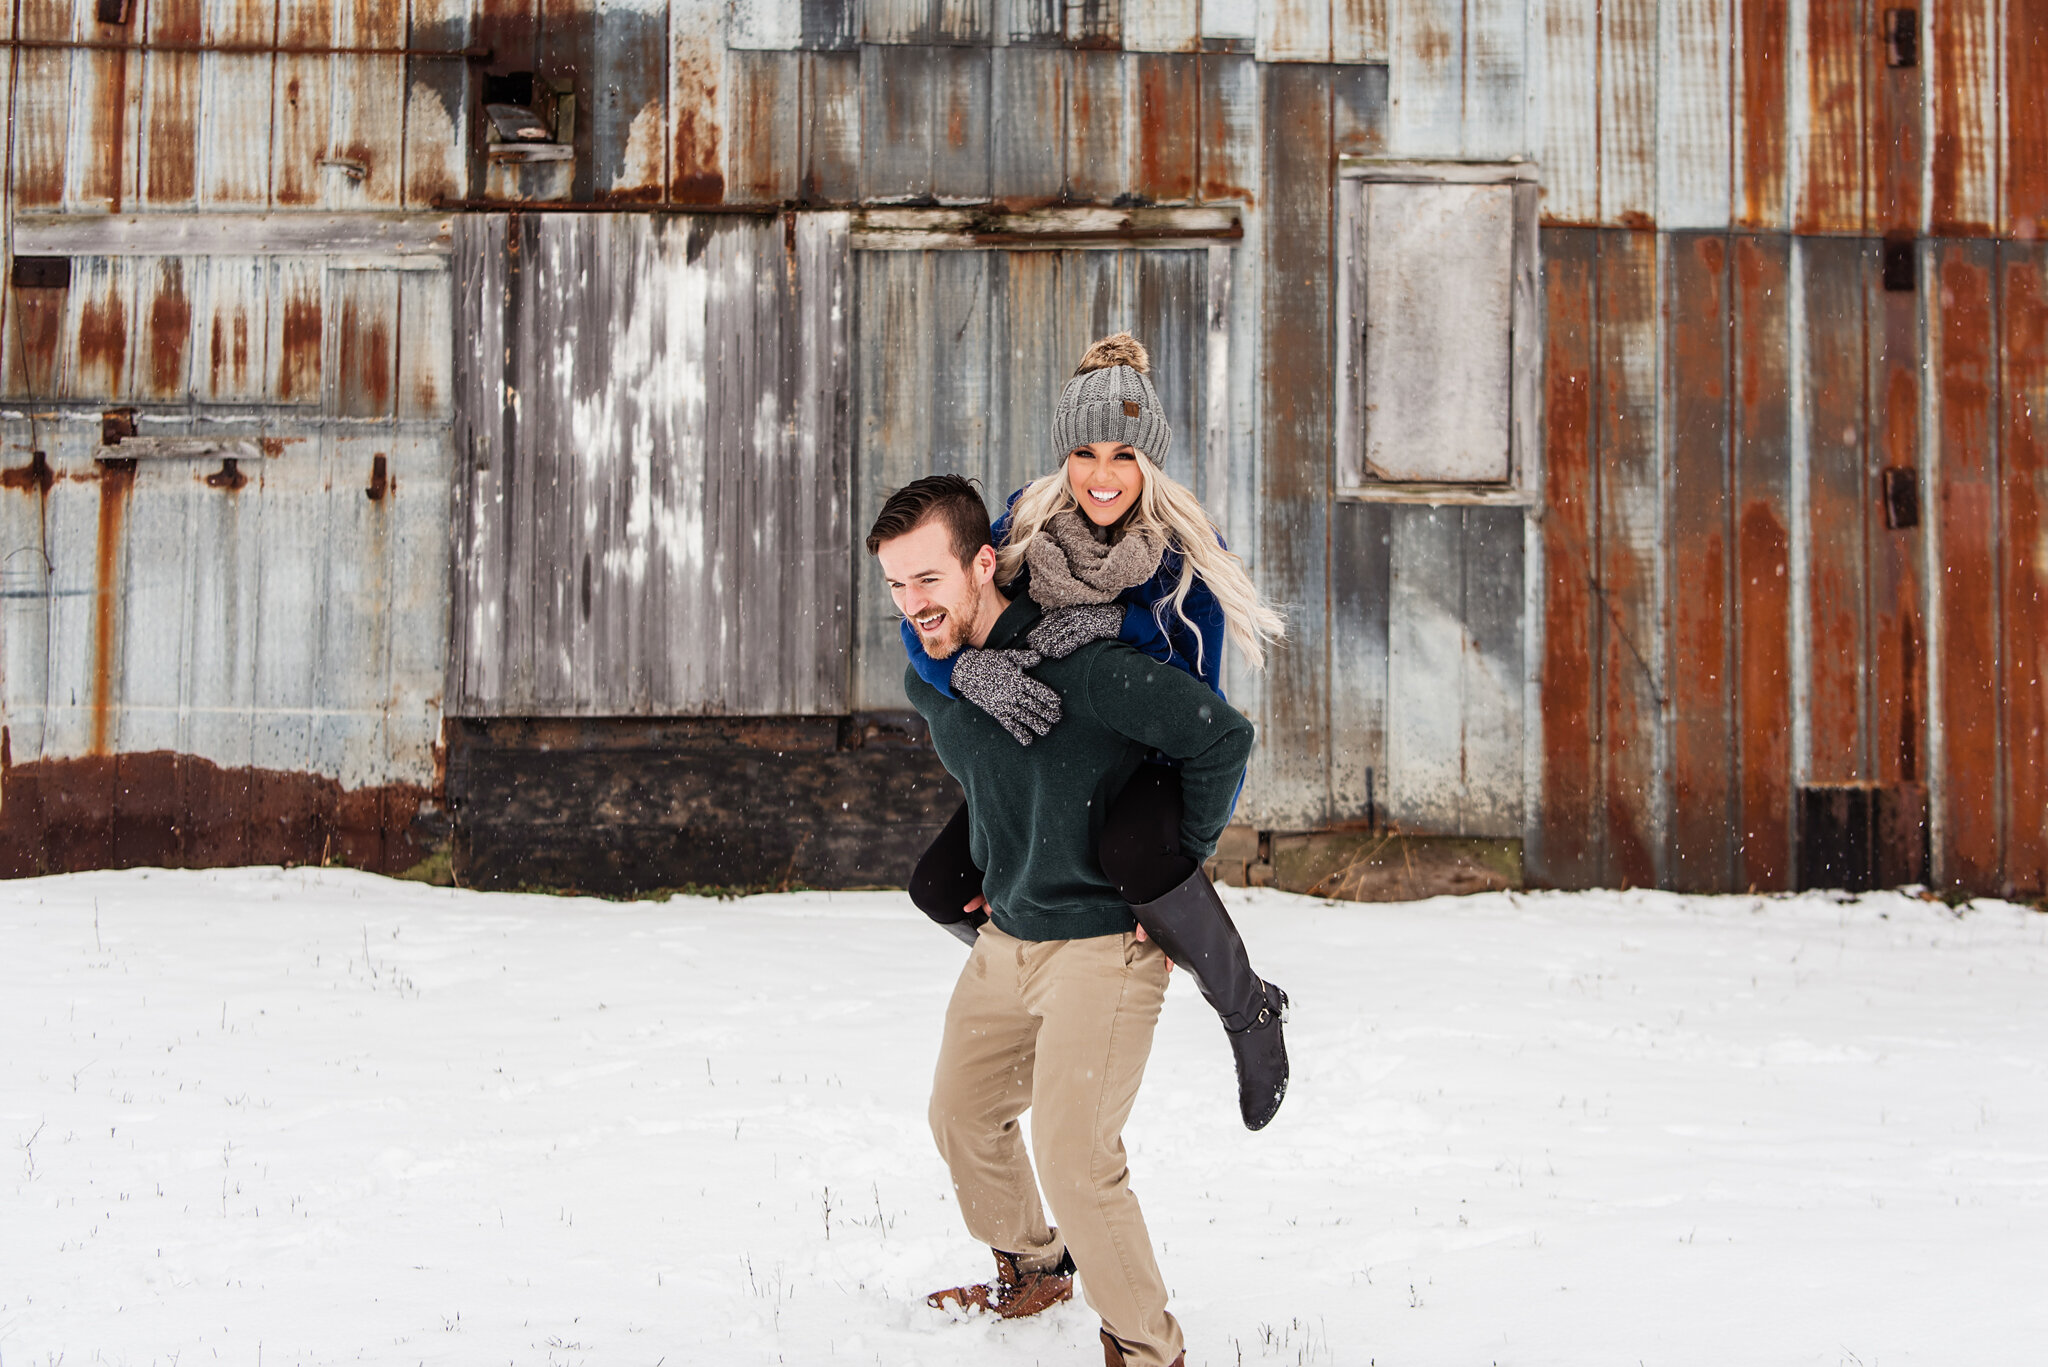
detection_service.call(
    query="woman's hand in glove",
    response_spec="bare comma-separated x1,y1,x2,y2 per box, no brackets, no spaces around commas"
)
1027,603,1126,660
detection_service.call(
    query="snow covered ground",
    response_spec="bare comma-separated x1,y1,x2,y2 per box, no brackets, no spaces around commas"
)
3,869,2045,1367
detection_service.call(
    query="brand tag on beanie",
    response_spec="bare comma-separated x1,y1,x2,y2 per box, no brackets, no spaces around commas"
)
1122,400,1142,417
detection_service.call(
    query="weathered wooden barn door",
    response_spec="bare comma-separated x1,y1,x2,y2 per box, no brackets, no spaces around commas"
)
448,212,852,717
849,245,1230,711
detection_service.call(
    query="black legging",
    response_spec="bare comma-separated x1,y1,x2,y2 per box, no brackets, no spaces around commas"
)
908,763,1197,922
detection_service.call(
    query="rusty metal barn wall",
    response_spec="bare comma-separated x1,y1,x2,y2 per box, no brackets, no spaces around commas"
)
0,0,2040,894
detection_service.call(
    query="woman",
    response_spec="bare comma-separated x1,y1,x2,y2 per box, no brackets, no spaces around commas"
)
904,333,1293,1131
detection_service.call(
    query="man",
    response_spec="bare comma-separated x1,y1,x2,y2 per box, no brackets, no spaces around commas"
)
869,474,1256,1367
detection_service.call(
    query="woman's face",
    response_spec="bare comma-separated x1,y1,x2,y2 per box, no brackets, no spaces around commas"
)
1066,441,1144,526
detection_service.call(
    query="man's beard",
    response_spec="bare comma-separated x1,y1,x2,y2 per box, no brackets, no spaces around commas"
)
915,590,984,660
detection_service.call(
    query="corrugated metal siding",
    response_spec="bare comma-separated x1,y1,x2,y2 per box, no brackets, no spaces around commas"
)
448,211,850,717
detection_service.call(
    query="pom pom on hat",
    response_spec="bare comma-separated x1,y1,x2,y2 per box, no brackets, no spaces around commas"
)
1074,332,1150,377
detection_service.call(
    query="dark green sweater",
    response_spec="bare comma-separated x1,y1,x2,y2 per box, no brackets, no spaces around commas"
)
905,597,1255,942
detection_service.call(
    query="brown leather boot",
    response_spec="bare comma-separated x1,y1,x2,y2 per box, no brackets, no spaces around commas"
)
1100,1327,1185,1366
926,1247,1074,1319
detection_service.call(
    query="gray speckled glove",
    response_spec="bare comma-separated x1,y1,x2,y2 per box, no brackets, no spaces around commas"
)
1027,603,1126,660
952,646,1061,745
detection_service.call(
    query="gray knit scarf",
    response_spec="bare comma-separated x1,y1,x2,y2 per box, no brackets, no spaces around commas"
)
1024,510,1166,608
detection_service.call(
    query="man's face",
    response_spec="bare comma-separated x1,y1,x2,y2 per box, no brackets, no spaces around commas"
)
877,519,992,660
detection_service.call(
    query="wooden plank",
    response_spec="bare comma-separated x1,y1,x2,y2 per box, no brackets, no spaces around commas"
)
1735,0,1789,230
1065,50,1127,204
1257,0,1329,62
1123,0,1198,52
199,0,275,208
1461,504,1526,837
1731,232,1795,889
140,0,206,207
802,52,862,202
273,0,337,208
1535,0,1597,223
1385,506,1464,832
1929,240,2001,888
1794,0,1865,233
929,47,990,204
1598,0,1657,226
1198,53,1258,205
403,0,471,207
1328,500,1389,822
990,47,1065,202
135,257,196,401
861,44,933,202
1656,0,1731,229
1798,235,1869,783
1462,0,1526,160
1867,252,1924,792
448,216,502,713
1130,54,1198,204
1665,233,1735,890
731,51,803,203
327,267,400,419
2010,5,2048,239
1929,0,1997,235
652,215,710,708
13,213,453,260
1255,63,1333,827
1333,0,1389,63
588,0,668,201
1388,0,1462,158
1595,228,1661,886
66,4,145,212
2003,244,2048,894
794,211,853,713
670,0,727,203
330,0,405,208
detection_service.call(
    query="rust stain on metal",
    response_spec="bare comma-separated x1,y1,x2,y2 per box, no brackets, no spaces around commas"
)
1796,0,1864,233
1870,281,1925,793
1,452,56,494
2010,5,2048,237
1134,56,1197,204
1738,0,1787,228
671,43,725,205
1869,0,1922,236
86,45,133,212
1802,242,1868,783
6,285,65,394
1198,57,1254,207
1934,246,2000,886
145,265,192,397
0,751,437,879
208,298,254,395
1929,0,1995,235
336,296,393,414
90,461,136,758
277,291,322,401
77,289,131,395
2000,249,2048,892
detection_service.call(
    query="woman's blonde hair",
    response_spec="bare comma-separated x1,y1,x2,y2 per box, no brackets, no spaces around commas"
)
997,339,1285,672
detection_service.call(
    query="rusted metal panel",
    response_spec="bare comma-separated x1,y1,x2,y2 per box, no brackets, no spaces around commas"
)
930,46,990,202
2003,244,2048,894
669,0,727,204
194,257,267,399
1462,0,1525,160
1130,53,1197,203
2,267,68,398
12,0,73,210
1257,0,1328,63
1328,500,1389,823
1867,256,1924,792
590,0,668,200
1386,506,1466,830
1332,0,1388,64
2010,8,2048,239
1800,236,1870,785
1388,0,1462,156
861,43,934,201
1007,0,1061,44
328,266,399,417
330,0,406,208
1197,52,1257,205
1732,231,1794,888
403,0,470,207
396,269,452,420
272,0,335,208
269,256,324,402
1929,240,2001,887
1065,50,1126,204
59,256,137,398
1867,0,1920,236
1124,0,1198,53
1332,61,1389,156
140,0,205,207
1735,0,1788,230
1069,0,1120,48
1535,0,1596,224
135,256,195,399
66,7,144,212
1253,62,1332,827
1596,228,1661,885
1460,505,1526,835
1665,233,1734,890
1929,0,1997,235
1793,0,1865,233
1656,0,1730,229
452,212,852,717
801,51,862,202
862,0,931,44
991,47,1065,201
731,50,802,202
1598,0,1656,227
198,0,276,207
850,248,929,709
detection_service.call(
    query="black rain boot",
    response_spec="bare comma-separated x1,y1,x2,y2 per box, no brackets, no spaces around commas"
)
1128,867,1290,1130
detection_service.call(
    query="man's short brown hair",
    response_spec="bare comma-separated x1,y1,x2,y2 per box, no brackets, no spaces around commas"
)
865,474,994,565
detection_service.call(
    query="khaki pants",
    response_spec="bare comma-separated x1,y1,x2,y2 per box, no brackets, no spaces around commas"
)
929,923,1183,1367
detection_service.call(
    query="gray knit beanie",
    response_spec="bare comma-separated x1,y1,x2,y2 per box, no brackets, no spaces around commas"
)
1051,333,1172,463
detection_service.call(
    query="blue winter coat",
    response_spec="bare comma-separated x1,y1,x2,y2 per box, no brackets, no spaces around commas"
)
901,492,1230,702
